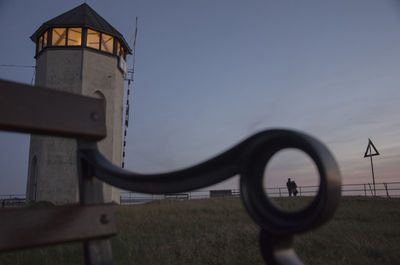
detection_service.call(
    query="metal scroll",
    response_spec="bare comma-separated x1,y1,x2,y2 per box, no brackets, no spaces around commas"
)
78,129,341,265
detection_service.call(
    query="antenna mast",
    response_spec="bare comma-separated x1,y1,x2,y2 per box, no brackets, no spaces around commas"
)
122,16,139,168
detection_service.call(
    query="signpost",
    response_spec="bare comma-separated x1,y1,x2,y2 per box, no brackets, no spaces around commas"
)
364,139,380,196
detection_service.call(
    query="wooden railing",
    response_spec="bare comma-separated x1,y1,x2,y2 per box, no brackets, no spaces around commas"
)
0,79,341,265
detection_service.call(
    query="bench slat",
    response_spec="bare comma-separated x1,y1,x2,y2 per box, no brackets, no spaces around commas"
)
0,204,116,252
0,79,106,140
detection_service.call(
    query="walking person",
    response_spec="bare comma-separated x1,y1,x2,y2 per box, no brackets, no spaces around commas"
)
286,178,293,197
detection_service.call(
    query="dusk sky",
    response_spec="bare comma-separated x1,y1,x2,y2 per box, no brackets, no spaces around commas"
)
0,0,399,195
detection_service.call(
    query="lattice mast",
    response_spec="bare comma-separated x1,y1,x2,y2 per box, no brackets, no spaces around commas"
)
122,16,139,168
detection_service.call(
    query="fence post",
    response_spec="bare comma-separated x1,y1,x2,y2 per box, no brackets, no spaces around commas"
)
364,184,366,197
368,183,374,197
279,188,281,197
299,187,302,197
384,183,390,198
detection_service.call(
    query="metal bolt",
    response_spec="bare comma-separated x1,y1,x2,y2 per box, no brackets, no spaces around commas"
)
90,112,99,121
100,214,109,224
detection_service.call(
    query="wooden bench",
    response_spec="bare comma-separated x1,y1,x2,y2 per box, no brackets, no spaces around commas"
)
0,79,341,265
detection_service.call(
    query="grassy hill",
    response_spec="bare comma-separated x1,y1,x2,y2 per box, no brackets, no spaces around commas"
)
0,196,399,265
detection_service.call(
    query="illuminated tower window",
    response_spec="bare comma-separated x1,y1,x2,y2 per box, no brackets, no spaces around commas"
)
101,33,114,53
67,28,82,46
38,35,43,53
87,29,100,50
43,31,48,48
52,28,67,46
116,41,121,56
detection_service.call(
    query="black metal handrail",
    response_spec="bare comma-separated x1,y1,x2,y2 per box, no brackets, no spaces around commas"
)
79,129,341,264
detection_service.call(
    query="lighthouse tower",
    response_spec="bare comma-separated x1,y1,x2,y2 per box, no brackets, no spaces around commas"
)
26,4,131,204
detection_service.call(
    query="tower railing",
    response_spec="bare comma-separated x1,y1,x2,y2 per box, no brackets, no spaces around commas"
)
0,79,341,265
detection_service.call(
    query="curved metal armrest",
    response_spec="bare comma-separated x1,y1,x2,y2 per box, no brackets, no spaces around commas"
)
78,138,243,194
78,129,341,265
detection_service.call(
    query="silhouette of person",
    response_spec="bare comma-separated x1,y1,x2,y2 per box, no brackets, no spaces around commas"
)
292,180,298,196
286,178,292,196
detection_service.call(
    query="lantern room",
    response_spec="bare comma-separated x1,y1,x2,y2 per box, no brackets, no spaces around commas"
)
30,3,131,60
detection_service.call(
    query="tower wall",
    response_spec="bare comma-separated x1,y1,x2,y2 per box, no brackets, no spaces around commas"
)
27,49,123,204
81,49,124,203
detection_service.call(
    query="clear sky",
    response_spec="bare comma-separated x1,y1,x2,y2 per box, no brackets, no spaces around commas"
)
0,0,399,195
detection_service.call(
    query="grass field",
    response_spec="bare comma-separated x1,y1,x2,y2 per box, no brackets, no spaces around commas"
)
0,196,399,265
